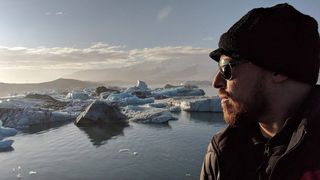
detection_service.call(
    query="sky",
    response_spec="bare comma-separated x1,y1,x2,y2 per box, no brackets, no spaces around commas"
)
0,0,319,83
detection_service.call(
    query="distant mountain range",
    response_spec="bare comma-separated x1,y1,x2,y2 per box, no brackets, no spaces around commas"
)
0,78,102,97
64,58,215,85
0,57,216,97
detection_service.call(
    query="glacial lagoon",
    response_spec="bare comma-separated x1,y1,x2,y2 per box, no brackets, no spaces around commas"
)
0,84,225,179
0,111,225,180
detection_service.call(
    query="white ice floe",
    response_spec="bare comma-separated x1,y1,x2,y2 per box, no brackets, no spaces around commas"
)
136,80,148,90
168,96,222,112
0,120,17,149
66,90,90,100
152,87,205,97
125,80,149,94
147,103,167,108
106,93,154,106
119,149,130,153
29,171,37,175
0,139,14,149
0,98,41,109
169,106,181,112
0,120,18,137
0,107,77,129
128,107,177,123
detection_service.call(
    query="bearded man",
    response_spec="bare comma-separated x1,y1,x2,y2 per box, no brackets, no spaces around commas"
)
200,3,320,180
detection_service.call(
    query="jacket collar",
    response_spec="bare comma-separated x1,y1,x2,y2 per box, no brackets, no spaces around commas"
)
285,85,320,153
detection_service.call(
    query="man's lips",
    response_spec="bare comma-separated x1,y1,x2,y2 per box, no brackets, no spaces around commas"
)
220,97,229,104
218,93,230,104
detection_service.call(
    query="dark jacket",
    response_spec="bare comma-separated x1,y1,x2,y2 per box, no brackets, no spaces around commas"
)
200,86,320,180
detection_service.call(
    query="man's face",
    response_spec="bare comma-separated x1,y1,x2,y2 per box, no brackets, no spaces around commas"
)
213,55,268,126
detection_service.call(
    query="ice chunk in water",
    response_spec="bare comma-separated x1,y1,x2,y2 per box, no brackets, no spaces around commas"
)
119,149,130,153
29,171,37,175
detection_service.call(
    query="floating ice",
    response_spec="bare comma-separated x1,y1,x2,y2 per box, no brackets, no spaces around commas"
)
136,80,148,90
0,120,18,137
152,87,205,97
125,80,149,94
128,108,177,123
147,103,167,108
0,107,77,129
0,139,14,149
168,96,222,112
29,171,37,175
66,90,90,100
107,93,154,106
119,149,130,153
0,120,17,149
75,100,126,125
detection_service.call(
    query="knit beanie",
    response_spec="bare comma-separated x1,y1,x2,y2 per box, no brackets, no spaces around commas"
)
210,3,320,84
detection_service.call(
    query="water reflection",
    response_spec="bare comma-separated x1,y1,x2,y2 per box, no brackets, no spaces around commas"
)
139,123,172,129
20,121,73,134
0,146,14,153
78,122,129,147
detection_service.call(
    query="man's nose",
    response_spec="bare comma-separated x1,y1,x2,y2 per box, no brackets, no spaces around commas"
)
212,72,226,89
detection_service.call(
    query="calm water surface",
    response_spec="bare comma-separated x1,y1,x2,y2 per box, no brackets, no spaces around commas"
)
0,111,225,180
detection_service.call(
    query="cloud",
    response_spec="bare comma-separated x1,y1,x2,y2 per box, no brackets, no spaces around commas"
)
202,37,214,41
45,11,64,16
157,6,172,22
0,43,211,71
55,12,63,15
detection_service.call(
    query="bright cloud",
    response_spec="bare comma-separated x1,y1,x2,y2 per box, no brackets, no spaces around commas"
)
45,11,64,16
0,43,211,71
55,12,63,15
157,6,172,22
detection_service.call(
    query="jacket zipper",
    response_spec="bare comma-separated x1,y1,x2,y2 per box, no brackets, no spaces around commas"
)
268,129,307,180
256,141,271,180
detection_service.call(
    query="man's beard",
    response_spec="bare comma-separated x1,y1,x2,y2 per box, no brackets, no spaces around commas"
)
220,77,267,126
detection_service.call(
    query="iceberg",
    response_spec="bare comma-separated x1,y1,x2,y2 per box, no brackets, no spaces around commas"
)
66,90,90,100
147,102,167,108
151,87,205,98
0,120,18,137
106,92,154,106
0,120,17,150
167,96,222,112
125,107,177,123
124,80,150,94
0,139,14,149
75,100,126,125
0,107,77,129
136,80,148,90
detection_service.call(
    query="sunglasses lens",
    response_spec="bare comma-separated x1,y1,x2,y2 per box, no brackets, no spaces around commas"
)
220,64,232,80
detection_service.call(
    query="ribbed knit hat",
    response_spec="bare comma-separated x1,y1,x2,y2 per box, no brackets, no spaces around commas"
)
210,3,320,84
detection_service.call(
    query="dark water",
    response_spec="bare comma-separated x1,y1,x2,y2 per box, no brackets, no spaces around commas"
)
0,111,225,180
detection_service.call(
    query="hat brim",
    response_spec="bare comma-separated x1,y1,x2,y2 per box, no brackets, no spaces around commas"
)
209,48,226,62
210,48,244,62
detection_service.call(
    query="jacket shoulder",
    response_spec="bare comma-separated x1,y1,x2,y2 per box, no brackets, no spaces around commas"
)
200,126,242,180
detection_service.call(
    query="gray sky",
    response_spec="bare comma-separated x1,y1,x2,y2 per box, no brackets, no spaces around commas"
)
0,0,319,83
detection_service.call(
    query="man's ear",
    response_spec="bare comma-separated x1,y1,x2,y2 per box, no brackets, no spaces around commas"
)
272,72,288,83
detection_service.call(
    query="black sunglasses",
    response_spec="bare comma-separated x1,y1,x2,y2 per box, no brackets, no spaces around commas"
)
218,58,248,80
